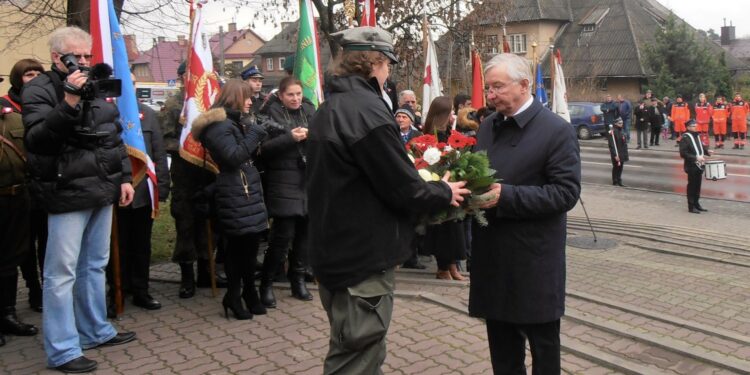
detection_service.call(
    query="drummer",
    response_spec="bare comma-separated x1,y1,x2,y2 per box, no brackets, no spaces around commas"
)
679,120,713,213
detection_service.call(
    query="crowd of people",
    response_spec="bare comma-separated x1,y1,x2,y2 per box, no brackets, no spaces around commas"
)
602,88,746,213
602,90,749,151
1,25,584,374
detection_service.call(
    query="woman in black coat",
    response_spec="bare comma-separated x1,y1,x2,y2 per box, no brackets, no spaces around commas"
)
257,76,315,307
192,79,268,320
422,96,468,281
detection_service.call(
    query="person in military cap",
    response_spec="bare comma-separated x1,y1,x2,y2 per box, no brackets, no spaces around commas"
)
160,61,223,299
679,119,713,213
307,26,468,374
607,117,629,186
240,65,266,114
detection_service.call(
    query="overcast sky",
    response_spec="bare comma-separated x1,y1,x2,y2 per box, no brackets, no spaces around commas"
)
124,0,750,49
656,0,750,37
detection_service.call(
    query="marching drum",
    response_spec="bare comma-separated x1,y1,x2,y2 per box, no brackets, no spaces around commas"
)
704,160,727,181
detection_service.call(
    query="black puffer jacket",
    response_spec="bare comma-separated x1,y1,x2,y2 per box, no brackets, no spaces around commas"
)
193,107,268,236
259,93,315,217
22,67,132,213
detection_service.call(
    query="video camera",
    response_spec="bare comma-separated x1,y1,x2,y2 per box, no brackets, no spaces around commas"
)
60,53,122,101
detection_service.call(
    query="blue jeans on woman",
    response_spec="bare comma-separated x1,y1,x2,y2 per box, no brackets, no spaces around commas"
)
43,205,118,367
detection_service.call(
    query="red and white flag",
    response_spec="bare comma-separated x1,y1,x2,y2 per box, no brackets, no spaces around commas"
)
422,26,442,118
359,0,376,27
181,0,220,173
552,49,570,122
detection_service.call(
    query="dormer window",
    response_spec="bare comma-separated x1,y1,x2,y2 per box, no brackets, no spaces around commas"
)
579,6,610,33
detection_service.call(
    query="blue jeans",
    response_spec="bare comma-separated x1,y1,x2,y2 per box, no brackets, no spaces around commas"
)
43,205,117,367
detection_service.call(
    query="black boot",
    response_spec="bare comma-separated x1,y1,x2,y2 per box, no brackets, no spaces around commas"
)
290,274,313,301
259,256,277,308
0,275,38,336
222,265,251,320
197,259,228,288
0,332,5,347
242,260,267,315
178,262,195,298
258,281,276,308
0,308,38,336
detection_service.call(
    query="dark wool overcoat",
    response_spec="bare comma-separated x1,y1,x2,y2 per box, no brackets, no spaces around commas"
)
470,99,581,324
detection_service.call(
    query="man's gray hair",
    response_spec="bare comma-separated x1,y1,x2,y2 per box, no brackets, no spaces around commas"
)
399,90,416,101
484,53,532,83
48,26,92,53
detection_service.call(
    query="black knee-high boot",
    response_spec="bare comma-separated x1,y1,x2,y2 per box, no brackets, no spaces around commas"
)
221,246,251,320
242,235,266,315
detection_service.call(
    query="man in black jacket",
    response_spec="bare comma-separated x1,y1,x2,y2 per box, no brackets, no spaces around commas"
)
470,53,581,374
307,26,469,374
22,26,136,373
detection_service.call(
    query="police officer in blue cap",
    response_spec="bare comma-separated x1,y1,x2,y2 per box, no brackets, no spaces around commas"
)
241,65,265,114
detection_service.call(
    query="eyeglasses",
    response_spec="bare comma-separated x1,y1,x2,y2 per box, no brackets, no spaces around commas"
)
57,52,93,60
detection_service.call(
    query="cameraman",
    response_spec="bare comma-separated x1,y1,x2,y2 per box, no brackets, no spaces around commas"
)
22,26,135,373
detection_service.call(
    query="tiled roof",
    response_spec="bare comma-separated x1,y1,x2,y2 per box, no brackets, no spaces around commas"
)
132,41,187,83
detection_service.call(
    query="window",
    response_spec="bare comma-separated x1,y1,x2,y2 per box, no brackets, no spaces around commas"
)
509,34,527,54
583,24,596,33
279,57,286,70
266,57,274,71
483,35,498,54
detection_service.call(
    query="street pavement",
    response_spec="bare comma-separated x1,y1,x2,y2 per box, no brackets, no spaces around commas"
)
1,176,749,373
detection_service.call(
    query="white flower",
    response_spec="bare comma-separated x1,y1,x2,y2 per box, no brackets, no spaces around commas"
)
423,147,441,166
418,169,434,182
443,145,453,152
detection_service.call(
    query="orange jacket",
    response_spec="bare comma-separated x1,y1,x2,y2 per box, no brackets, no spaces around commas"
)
730,100,749,126
712,103,728,123
694,101,712,124
671,102,690,124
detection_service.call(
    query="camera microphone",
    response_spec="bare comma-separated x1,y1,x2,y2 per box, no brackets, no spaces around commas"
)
90,63,113,80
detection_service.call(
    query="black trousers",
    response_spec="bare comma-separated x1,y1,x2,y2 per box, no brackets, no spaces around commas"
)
486,319,561,375
650,126,661,145
264,216,309,276
611,162,624,184
112,206,154,295
686,169,703,208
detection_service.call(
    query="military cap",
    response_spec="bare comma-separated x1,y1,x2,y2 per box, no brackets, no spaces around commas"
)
686,119,697,127
177,61,187,76
241,65,264,80
332,26,399,64
613,117,623,124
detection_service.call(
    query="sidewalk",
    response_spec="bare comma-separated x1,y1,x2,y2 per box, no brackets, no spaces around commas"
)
1,184,748,374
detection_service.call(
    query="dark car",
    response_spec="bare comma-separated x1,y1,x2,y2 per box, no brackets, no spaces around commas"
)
568,102,606,139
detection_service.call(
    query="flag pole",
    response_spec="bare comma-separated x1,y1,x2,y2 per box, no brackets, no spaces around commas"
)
111,211,124,316
549,42,555,108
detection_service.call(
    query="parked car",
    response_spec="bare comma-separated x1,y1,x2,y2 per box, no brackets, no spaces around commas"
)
568,102,606,139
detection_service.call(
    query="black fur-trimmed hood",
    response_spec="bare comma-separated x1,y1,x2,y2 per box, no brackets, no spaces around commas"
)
191,107,227,140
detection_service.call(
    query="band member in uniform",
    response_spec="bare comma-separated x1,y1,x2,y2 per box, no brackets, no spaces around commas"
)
679,120,712,213
607,117,629,186
670,95,690,144
712,96,729,149
694,93,712,148
730,93,748,149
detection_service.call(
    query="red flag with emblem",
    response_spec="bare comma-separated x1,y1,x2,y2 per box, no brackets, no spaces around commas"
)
180,0,220,173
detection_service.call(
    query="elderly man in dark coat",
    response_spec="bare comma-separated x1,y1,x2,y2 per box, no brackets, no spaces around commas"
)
470,53,581,374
